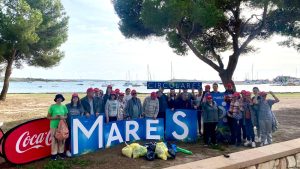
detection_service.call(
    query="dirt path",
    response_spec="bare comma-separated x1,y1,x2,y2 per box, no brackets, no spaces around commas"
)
0,94,299,169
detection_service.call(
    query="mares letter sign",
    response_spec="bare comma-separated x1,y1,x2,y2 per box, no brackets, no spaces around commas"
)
1,109,199,164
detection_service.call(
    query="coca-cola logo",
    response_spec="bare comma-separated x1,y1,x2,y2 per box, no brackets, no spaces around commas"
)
16,131,51,153
2,118,51,164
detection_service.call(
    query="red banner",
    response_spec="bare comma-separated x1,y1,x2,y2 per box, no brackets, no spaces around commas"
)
0,128,3,156
1,118,51,164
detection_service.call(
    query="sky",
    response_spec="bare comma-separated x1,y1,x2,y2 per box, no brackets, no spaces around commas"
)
11,0,300,81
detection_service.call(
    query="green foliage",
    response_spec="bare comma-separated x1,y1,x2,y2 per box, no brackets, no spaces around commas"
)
113,0,300,75
0,0,68,68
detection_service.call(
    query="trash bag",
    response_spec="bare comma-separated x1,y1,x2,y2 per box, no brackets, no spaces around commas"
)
155,142,170,160
122,145,133,158
167,149,176,159
145,151,156,161
132,145,147,159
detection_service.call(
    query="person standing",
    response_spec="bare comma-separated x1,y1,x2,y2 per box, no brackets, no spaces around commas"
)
224,83,235,95
167,89,177,110
65,93,84,157
251,87,261,142
211,83,220,94
242,91,256,148
125,90,143,119
81,88,99,117
117,92,126,120
124,88,132,106
103,85,113,106
193,87,203,136
143,92,159,119
105,91,120,123
157,88,168,124
47,94,68,160
202,95,221,146
94,88,104,114
174,92,193,109
229,92,244,146
254,91,279,146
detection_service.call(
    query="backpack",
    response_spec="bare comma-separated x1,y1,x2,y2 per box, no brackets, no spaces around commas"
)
55,120,69,140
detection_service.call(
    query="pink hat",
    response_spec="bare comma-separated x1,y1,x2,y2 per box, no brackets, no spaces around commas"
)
107,85,112,89
86,88,94,93
206,95,213,100
151,92,157,98
72,93,79,98
119,92,124,97
241,90,247,95
233,92,240,97
205,85,210,89
259,91,267,96
94,88,100,92
115,88,120,94
245,91,251,96
226,83,233,88
111,91,116,95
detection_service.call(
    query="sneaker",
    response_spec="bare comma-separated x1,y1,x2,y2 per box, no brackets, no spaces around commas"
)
66,150,72,157
50,155,57,161
244,141,251,147
58,153,66,160
260,143,264,147
204,144,209,147
257,137,261,142
251,142,256,148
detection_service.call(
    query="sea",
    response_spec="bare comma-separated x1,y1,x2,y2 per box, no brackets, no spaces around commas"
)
2,81,300,93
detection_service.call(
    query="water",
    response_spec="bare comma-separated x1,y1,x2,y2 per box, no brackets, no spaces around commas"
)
2,81,300,93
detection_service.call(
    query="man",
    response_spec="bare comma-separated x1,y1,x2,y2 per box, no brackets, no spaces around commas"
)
174,92,193,109
224,83,235,95
143,92,159,119
251,87,261,142
81,88,99,117
201,85,211,103
94,88,104,113
125,90,142,119
211,82,220,94
157,88,168,122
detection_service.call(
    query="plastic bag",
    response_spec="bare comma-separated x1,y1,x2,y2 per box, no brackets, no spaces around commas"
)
132,145,147,158
55,120,69,140
122,145,133,158
155,142,170,160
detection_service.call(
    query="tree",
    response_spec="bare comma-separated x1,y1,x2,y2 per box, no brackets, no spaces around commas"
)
112,0,300,86
0,0,68,101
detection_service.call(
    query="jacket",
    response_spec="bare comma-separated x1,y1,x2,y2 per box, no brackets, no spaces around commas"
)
81,96,98,115
125,97,143,119
202,101,221,123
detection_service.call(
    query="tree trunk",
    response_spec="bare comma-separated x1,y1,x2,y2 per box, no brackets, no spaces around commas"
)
0,54,15,101
219,70,236,91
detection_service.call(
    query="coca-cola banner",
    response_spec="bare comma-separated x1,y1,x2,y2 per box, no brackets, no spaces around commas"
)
1,118,51,164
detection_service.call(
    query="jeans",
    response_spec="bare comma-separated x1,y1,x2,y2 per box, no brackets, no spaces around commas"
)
203,122,218,145
233,119,243,145
245,119,255,142
259,119,272,144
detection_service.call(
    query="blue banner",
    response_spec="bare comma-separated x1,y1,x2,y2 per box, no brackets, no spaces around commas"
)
165,109,198,142
211,92,225,106
71,116,164,156
147,81,202,89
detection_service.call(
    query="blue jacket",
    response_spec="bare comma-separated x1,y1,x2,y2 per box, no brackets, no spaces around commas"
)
81,96,98,115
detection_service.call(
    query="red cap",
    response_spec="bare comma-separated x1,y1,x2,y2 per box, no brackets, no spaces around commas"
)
245,91,251,96
111,91,116,95
233,92,240,97
87,88,94,93
205,85,210,89
226,83,233,88
94,88,100,92
259,91,267,96
241,90,247,95
151,92,157,98
115,88,120,94
119,92,124,97
72,93,79,98
206,95,213,100
107,85,112,89
131,89,137,95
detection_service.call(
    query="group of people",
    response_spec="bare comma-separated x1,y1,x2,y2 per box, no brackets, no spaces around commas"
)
47,83,279,160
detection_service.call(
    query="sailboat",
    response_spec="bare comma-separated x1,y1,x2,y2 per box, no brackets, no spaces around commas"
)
123,71,133,87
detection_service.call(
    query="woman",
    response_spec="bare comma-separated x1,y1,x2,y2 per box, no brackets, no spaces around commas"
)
254,91,279,146
105,91,120,123
65,93,84,157
117,92,126,120
242,91,256,148
193,87,203,136
167,89,176,110
229,92,244,146
202,95,221,146
47,94,68,160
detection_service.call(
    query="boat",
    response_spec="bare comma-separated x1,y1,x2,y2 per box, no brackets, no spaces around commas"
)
132,82,143,87
123,81,133,87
